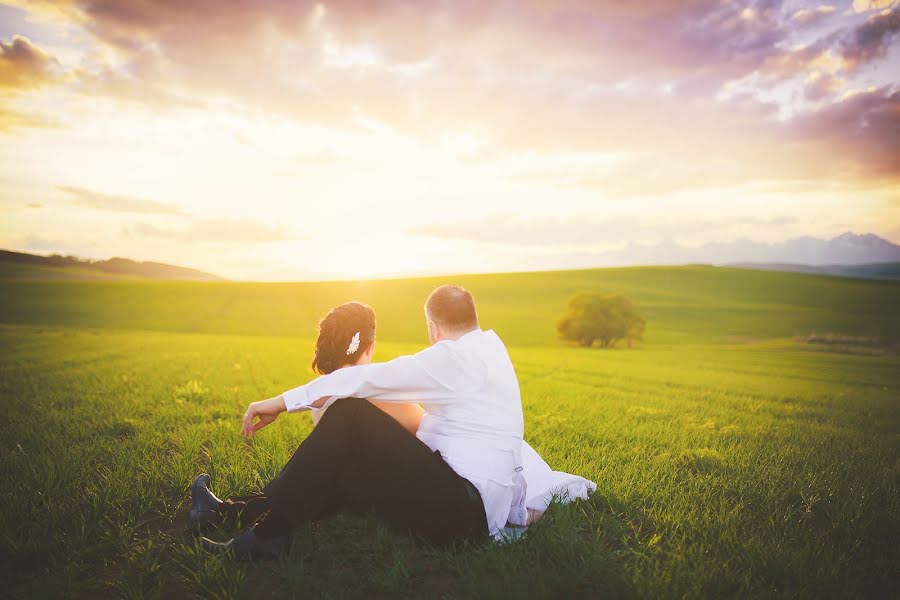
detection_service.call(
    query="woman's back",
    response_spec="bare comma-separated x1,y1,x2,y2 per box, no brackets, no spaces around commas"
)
311,400,424,435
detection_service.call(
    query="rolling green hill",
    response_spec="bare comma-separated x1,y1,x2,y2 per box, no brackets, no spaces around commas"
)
2,264,898,346
730,261,900,280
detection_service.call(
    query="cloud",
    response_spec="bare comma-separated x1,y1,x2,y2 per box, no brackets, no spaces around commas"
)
8,0,900,186
839,6,900,69
413,215,798,246
791,5,837,24
57,185,187,215
851,0,898,13
757,6,899,82
0,35,63,131
18,233,90,254
132,218,299,243
787,85,900,177
3,2,798,117
0,35,57,89
0,106,59,131
803,70,846,101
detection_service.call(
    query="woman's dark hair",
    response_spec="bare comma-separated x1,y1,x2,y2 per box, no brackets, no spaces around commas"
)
311,301,376,375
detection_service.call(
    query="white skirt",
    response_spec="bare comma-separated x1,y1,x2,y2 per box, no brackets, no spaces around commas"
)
520,440,597,513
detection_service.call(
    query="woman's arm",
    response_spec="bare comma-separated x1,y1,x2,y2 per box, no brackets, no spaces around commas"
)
369,401,424,435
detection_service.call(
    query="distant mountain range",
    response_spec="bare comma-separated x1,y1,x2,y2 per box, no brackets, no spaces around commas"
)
0,249,224,281
3,232,899,282
591,232,900,278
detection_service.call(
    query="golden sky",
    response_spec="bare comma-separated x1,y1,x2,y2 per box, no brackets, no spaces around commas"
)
1,0,898,279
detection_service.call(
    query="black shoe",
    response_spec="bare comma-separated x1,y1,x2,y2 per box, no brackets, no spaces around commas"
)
201,526,289,561
189,473,224,533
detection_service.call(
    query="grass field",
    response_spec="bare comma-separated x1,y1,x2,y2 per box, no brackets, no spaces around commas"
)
1,264,898,598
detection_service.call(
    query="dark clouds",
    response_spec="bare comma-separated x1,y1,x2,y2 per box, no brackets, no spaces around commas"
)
787,85,900,176
840,6,900,68
753,7,899,86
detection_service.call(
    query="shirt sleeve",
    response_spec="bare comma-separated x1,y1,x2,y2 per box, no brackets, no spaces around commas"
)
281,344,462,412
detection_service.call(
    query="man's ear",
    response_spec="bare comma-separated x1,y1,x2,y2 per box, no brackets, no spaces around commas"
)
429,320,441,343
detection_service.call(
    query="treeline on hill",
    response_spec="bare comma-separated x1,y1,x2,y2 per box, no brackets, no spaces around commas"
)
557,293,645,348
0,249,224,281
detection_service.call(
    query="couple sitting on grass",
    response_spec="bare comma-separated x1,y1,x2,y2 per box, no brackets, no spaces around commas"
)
190,285,595,559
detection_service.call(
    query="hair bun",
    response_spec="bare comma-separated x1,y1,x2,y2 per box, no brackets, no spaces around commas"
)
311,302,376,374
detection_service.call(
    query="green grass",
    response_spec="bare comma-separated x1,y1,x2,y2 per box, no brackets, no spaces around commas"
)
1,264,898,598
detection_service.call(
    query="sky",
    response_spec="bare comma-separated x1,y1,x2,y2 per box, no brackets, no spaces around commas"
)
0,0,898,280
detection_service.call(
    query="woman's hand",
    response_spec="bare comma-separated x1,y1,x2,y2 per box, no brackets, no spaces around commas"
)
241,395,287,437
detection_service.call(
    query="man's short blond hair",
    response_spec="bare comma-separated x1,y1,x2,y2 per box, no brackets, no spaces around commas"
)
425,284,478,330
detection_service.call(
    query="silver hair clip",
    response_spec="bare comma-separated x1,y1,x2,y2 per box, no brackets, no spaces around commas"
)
346,331,361,355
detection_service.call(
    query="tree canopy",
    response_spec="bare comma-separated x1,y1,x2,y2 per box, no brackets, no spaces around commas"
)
557,293,646,348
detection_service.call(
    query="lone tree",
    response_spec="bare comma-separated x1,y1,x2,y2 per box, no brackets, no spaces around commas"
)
557,293,645,348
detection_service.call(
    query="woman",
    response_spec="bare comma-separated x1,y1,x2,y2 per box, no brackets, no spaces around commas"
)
191,302,594,556
306,302,425,437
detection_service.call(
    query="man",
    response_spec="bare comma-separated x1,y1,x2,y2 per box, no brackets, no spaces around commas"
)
196,285,527,558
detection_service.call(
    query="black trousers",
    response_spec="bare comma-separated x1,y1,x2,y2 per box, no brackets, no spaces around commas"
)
220,398,489,547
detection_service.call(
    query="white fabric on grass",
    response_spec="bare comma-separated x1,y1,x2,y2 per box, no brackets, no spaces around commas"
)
496,440,597,542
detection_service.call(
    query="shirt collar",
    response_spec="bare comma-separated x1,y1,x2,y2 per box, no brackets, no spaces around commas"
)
456,328,483,343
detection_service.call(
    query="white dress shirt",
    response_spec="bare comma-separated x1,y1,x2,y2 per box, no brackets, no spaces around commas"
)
281,328,528,537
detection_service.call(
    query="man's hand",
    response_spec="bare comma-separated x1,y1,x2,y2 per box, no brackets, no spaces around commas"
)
241,395,287,437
